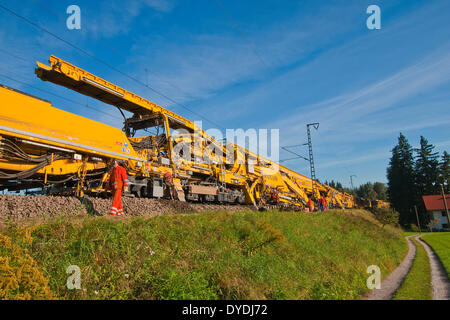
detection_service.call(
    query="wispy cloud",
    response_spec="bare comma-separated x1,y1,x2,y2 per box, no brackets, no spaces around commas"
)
0,0,448,186
268,45,450,146
318,151,390,169
435,140,450,149
85,0,176,38
143,0,175,13
126,2,360,105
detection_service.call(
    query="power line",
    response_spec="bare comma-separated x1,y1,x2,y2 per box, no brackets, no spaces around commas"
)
0,47,123,121
0,48,28,62
280,145,309,163
0,3,225,130
0,72,122,121
0,71,122,121
31,0,191,101
215,0,275,77
283,143,308,149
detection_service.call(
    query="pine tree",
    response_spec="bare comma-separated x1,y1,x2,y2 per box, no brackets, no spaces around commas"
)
415,136,440,195
357,182,377,200
387,133,416,227
329,180,336,189
412,137,440,227
439,151,449,193
372,182,387,201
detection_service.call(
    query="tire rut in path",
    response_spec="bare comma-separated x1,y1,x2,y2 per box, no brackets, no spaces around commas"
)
362,235,416,300
416,235,450,300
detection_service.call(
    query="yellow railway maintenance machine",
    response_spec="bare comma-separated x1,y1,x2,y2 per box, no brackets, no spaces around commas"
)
0,55,354,210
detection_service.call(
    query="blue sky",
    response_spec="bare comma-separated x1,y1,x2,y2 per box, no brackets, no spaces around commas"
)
0,0,449,188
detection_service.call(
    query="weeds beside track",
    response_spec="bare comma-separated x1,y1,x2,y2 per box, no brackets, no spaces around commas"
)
1,209,407,300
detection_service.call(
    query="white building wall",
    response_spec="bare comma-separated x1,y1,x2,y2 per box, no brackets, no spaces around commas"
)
431,211,449,230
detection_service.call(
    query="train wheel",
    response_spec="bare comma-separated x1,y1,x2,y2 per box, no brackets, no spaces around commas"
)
140,186,147,198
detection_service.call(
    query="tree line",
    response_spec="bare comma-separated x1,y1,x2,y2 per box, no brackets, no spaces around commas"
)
323,180,388,201
387,133,449,227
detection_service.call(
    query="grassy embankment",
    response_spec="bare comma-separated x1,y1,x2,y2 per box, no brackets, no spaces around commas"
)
0,209,407,300
422,233,450,278
403,232,432,236
393,237,431,300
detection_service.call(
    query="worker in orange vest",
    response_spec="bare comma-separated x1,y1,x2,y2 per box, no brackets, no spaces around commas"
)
308,198,314,212
107,159,129,216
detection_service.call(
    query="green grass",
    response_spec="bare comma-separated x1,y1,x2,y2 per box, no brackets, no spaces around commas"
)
1,209,408,300
403,232,433,237
393,237,431,300
422,232,450,279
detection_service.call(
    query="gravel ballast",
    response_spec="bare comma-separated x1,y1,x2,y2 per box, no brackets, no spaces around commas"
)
0,194,254,220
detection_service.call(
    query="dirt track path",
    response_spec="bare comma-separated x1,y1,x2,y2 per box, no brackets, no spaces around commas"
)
362,235,416,300
416,235,450,300
364,234,450,300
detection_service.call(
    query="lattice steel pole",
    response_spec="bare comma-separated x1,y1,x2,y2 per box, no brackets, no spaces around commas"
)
307,123,319,199
350,175,356,190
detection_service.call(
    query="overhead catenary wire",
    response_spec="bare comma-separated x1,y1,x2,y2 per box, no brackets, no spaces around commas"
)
0,49,123,121
215,0,275,77
0,48,29,62
280,145,310,163
0,3,225,130
31,0,192,101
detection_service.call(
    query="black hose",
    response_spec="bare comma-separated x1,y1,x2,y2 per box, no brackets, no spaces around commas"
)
0,138,70,180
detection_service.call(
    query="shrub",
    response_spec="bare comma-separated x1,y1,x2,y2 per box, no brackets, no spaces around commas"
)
371,207,400,228
0,234,55,300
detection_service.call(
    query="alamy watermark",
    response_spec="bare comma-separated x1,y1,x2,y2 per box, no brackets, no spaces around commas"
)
170,121,280,173
66,265,81,290
366,5,381,30
65,5,380,31
366,265,381,289
66,5,81,30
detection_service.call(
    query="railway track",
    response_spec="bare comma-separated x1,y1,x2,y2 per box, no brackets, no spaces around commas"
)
0,194,256,221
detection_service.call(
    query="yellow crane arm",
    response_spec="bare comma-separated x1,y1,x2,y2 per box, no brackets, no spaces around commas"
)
35,55,192,128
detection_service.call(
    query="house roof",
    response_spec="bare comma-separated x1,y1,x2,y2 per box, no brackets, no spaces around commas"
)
422,195,450,211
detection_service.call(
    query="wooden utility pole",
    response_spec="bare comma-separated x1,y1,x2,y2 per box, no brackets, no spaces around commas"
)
414,205,421,233
440,184,450,229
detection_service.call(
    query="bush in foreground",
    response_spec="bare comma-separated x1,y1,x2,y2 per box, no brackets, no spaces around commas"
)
0,230,54,300
371,207,400,229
